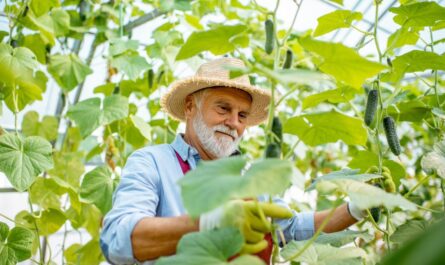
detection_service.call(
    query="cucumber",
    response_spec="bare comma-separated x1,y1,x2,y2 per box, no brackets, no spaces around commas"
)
265,142,281,158
283,49,293,69
364,89,378,127
148,69,154,89
370,207,381,223
383,116,401,156
271,116,282,145
264,19,274,54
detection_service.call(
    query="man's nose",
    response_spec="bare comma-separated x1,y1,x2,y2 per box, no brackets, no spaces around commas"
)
224,112,240,130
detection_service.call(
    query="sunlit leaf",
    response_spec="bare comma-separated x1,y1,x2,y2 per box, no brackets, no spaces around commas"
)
284,110,367,146
390,2,445,27
176,25,247,60
299,38,385,88
302,87,356,110
382,50,445,82
314,10,362,37
0,134,53,191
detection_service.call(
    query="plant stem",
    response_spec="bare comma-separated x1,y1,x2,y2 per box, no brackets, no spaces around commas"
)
284,139,300,160
404,174,430,198
280,0,303,47
28,198,44,265
441,179,445,215
385,208,391,252
365,209,388,235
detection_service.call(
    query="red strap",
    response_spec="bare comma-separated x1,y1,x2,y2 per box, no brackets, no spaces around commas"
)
174,151,272,264
175,151,191,174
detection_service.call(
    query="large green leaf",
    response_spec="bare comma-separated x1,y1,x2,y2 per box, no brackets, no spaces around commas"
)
348,150,406,187
179,156,300,217
381,218,445,265
176,25,247,60
48,53,92,92
0,222,34,263
314,10,362,37
0,44,39,87
284,110,367,146
299,38,385,88
281,240,366,265
23,208,67,236
79,166,118,215
421,140,445,179
110,53,150,80
0,134,53,191
382,50,445,82
302,87,356,110
156,228,264,265
390,2,445,27
109,39,139,56
66,95,129,138
29,177,65,210
387,100,431,122
48,151,84,190
386,27,420,51
315,178,417,210
22,34,48,64
307,169,381,191
390,219,428,244
315,230,372,247
22,111,59,141
64,239,104,265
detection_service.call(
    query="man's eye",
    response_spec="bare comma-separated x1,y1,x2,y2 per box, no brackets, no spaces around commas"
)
218,106,228,112
239,113,247,119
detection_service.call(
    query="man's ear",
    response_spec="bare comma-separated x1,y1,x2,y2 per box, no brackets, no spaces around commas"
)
184,94,195,119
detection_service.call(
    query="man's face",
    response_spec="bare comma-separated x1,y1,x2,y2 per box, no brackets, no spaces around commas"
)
187,87,252,158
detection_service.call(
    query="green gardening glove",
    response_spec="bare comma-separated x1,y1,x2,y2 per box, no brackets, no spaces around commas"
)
199,200,293,254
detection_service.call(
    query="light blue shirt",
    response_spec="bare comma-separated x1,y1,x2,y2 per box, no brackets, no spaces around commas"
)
100,134,315,265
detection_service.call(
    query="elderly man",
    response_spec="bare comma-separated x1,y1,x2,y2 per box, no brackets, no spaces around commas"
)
100,58,364,265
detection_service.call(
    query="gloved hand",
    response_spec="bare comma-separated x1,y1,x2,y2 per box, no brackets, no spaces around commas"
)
200,200,293,254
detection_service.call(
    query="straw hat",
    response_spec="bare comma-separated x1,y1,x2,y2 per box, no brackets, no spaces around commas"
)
160,58,271,126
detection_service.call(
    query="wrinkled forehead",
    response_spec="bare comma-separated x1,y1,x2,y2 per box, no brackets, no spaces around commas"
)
203,87,252,106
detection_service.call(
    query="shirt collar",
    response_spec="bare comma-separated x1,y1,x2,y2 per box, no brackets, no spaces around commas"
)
171,134,200,162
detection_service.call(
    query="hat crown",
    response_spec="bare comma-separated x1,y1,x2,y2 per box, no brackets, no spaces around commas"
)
195,58,250,85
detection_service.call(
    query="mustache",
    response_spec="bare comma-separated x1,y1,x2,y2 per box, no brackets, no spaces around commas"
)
213,124,238,139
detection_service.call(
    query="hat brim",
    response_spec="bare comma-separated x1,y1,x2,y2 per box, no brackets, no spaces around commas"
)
161,76,271,126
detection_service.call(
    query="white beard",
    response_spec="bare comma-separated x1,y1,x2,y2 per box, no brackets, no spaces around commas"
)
192,111,241,158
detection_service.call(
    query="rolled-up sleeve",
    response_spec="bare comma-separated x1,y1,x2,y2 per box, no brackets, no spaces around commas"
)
259,196,315,243
100,150,160,265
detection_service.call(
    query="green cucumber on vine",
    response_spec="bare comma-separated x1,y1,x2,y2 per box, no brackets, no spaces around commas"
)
148,69,154,89
264,19,274,54
282,49,293,69
265,142,281,158
383,116,401,156
364,89,378,127
271,116,283,145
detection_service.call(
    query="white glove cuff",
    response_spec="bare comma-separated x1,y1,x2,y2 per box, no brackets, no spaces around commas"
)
199,207,223,231
347,202,367,221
